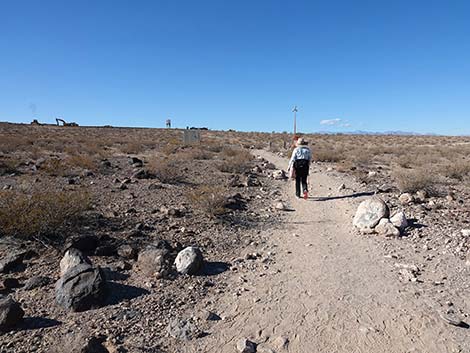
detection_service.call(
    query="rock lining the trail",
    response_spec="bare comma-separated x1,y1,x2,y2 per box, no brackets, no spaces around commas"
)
353,197,408,237
353,197,389,231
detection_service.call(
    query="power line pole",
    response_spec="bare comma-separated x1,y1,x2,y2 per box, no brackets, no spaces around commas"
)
292,106,298,137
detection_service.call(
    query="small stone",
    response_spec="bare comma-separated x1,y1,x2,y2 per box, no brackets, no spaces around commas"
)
390,211,408,231
415,190,428,202
273,336,289,350
375,218,400,237
167,318,200,341
399,193,414,205
205,311,222,321
117,244,137,259
237,338,256,353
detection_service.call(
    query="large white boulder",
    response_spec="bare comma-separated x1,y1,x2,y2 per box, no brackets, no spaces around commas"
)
353,198,389,232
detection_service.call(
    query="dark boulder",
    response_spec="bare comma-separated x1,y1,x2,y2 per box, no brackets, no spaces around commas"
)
55,264,107,312
0,296,24,330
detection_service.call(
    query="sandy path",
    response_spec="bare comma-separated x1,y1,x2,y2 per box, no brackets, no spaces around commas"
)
184,151,465,353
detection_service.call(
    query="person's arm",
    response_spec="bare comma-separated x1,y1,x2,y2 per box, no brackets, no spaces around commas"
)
288,148,297,170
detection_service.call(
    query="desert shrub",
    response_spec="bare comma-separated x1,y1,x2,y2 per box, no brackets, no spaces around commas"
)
66,154,97,171
0,189,92,240
175,147,213,161
313,148,344,162
120,141,144,154
40,155,97,176
160,138,183,155
146,157,185,184
218,148,252,173
393,167,439,194
0,158,19,175
442,160,470,181
396,154,415,169
0,135,34,153
187,185,227,217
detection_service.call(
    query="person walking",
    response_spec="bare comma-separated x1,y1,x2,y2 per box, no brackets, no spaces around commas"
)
288,137,312,199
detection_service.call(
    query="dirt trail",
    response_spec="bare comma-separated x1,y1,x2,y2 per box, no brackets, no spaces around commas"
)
185,151,465,353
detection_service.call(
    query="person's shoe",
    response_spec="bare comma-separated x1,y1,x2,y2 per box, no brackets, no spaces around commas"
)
303,191,308,200
295,194,301,198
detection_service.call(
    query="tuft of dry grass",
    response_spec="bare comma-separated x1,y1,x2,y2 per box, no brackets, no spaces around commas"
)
0,189,92,240
218,148,252,173
40,154,97,176
187,185,227,217
146,157,185,184
392,167,439,194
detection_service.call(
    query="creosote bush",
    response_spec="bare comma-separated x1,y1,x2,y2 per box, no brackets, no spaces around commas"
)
187,185,227,217
218,148,252,174
393,168,439,194
146,157,185,184
0,190,92,240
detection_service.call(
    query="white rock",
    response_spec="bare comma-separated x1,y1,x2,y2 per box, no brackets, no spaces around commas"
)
390,211,408,231
353,197,389,232
375,218,401,237
174,247,204,275
399,193,414,205
415,190,428,202
272,170,287,180
275,202,287,210
59,248,91,276
461,229,470,237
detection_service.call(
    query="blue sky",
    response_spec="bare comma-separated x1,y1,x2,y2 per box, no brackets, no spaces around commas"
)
1,1,469,135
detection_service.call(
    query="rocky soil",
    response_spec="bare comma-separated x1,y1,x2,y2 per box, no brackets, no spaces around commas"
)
1,124,469,352
0,124,290,353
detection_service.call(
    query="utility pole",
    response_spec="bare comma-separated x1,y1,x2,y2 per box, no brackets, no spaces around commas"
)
292,105,298,139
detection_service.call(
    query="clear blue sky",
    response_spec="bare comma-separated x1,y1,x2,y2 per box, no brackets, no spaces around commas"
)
1,0,469,135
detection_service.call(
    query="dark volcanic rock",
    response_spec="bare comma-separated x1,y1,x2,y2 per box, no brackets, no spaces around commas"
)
55,264,107,312
23,276,52,290
94,245,117,257
66,235,100,254
2,278,20,289
0,252,24,273
0,296,24,330
136,247,171,277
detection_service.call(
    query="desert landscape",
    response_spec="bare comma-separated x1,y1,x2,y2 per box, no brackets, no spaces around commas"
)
0,122,469,352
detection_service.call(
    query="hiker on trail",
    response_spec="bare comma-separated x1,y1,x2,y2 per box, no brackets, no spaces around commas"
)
288,137,312,199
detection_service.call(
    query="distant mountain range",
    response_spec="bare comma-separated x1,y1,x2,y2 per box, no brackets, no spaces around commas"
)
316,130,440,136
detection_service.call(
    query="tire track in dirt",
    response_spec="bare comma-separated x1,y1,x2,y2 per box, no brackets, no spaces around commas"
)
182,150,466,353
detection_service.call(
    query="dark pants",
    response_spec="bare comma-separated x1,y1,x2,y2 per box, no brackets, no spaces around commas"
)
295,164,309,197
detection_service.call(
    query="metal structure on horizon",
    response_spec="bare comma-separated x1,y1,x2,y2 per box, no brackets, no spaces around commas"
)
292,105,298,143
